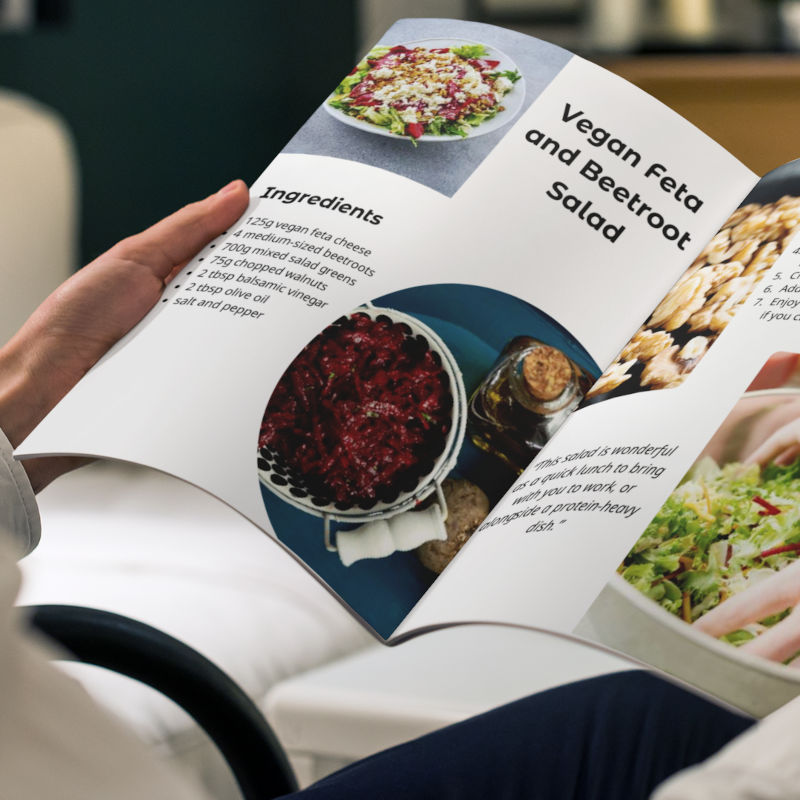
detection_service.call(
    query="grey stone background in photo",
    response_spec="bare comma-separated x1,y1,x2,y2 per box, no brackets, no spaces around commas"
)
282,18,572,197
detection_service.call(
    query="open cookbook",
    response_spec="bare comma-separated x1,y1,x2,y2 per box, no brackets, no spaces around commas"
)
18,17,800,718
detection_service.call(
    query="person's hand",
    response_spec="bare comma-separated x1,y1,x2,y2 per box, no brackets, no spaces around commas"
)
746,352,800,392
694,559,800,665
745,417,800,468
0,179,249,492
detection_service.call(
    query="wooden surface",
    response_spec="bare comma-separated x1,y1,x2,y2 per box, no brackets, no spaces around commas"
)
604,56,800,176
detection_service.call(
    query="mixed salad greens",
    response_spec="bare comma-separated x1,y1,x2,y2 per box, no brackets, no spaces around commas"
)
620,456,800,645
328,42,521,143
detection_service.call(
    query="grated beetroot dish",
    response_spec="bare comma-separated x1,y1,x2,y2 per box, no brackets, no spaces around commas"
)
259,312,453,509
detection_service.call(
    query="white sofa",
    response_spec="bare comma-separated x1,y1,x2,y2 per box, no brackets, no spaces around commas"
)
18,460,373,798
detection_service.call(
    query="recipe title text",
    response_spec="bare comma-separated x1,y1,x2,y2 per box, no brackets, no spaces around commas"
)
524,102,706,250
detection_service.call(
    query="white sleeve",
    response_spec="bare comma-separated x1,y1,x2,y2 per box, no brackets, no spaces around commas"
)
0,427,40,557
0,434,214,800
652,695,800,800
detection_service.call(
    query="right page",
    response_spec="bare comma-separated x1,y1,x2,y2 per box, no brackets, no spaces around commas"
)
398,162,800,719
579,162,800,716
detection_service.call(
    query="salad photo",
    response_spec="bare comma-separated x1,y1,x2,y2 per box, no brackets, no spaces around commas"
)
620,355,800,665
326,39,523,143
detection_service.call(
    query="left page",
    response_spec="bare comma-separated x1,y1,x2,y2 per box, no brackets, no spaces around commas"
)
16,19,755,640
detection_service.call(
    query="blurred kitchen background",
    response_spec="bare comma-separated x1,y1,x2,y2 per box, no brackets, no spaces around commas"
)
1,0,799,338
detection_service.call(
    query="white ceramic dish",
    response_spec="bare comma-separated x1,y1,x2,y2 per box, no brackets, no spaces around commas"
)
323,38,526,143
258,305,467,535
577,389,800,717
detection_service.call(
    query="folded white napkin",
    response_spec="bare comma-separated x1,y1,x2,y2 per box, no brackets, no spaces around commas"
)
336,504,446,567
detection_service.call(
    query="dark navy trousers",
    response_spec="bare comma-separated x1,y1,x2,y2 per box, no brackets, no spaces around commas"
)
280,671,754,800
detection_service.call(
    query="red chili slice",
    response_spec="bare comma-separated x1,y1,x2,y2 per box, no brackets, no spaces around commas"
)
760,543,800,558
349,93,379,107
753,495,781,516
468,58,500,71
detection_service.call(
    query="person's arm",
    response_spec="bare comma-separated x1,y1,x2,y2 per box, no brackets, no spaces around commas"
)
0,178,249,493
0,182,248,799
0,530,220,800
0,426,40,556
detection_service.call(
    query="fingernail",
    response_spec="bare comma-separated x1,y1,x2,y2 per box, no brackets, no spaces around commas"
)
217,179,242,196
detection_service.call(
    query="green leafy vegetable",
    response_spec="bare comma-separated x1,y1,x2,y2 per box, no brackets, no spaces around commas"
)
451,44,487,58
491,69,522,83
620,456,800,641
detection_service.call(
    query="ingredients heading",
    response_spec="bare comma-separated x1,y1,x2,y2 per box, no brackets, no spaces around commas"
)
259,187,384,226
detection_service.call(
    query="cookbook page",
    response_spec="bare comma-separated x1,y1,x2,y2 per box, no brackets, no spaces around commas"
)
578,162,800,716
399,161,800,717
17,19,754,640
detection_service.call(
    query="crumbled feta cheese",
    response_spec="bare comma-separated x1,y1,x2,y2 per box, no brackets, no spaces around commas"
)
494,76,513,94
348,45,516,131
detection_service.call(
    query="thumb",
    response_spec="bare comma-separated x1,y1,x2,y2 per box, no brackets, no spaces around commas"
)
105,179,250,279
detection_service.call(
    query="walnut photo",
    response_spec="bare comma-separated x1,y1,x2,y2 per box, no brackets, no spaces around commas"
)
588,194,800,401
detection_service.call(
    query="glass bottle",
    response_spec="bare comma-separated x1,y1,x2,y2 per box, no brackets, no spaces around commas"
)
468,337,593,474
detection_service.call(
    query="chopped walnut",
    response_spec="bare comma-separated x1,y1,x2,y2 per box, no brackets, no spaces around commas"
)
742,242,778,276
640,346,681,389
730,211,770,241
721,239,759,267
621,329,674,362
710,307,735,331
703,275,759,332
593,195,800,399
706,261,744,291
687,306,714,333
701,229,732,264
723,203,760,228
676,336,708,368
647,271,710,331
586,359,636,399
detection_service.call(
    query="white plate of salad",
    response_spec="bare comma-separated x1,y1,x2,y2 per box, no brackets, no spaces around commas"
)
325,38,525,143
577,388,800,716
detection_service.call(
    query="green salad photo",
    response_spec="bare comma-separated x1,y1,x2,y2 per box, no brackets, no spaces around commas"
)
327,42,521,143
621,456,800,649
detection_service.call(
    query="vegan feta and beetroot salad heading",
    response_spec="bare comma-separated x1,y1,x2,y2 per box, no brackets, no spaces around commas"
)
620,457,800,646
328,43,521,141
259,312,453,509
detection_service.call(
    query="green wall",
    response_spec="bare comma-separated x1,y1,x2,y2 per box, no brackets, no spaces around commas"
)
0,1,357,262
